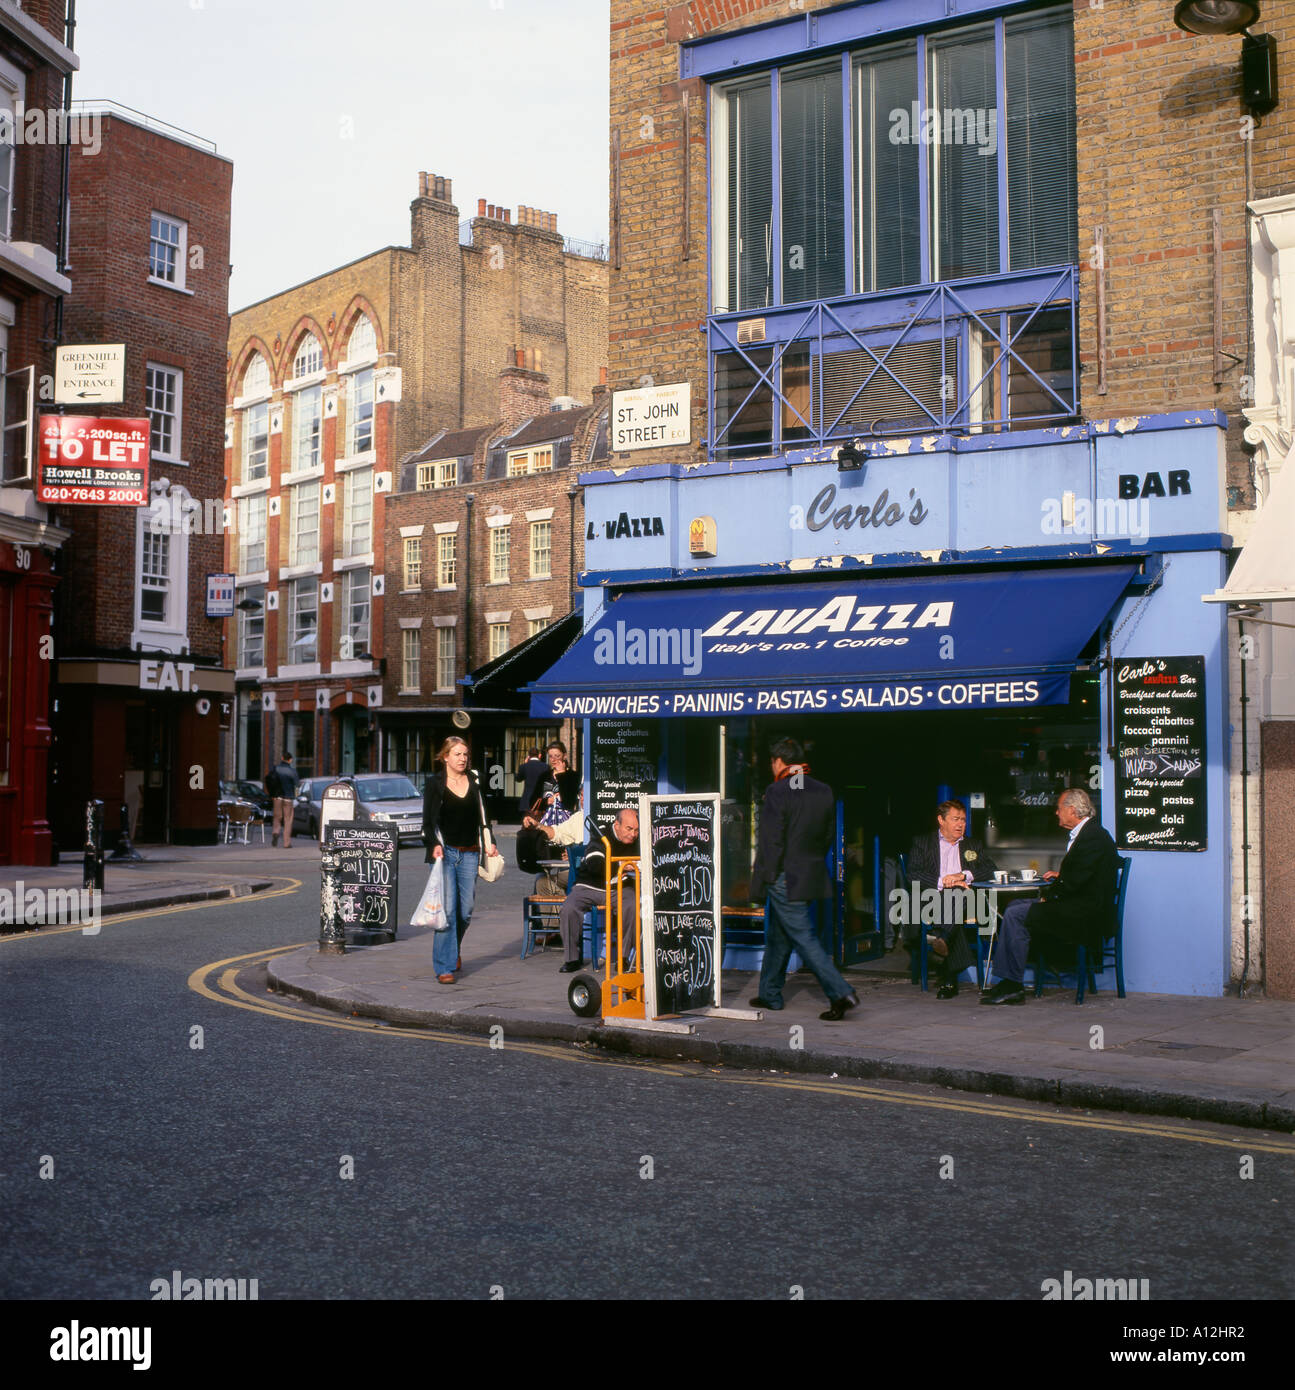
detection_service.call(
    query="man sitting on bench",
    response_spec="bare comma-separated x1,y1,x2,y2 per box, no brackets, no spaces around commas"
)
524,807,640,974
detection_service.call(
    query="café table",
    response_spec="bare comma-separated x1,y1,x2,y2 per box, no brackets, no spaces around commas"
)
968,877,1048,984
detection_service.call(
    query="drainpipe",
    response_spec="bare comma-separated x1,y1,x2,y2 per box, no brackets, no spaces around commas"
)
567,482,578,597
1237,615,1252,997
464,492,474,675
53,0,77,344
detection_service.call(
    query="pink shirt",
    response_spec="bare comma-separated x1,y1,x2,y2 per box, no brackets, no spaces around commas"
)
939,835,970,884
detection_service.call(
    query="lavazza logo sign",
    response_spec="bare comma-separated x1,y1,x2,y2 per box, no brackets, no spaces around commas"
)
704,594,953,649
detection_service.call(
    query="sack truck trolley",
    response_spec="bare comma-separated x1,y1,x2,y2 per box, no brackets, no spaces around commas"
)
566,833,643,1021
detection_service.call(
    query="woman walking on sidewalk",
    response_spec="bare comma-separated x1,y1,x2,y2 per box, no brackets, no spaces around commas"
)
421,736,501,984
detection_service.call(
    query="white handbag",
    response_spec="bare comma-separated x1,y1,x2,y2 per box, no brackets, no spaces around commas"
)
477,789,506,882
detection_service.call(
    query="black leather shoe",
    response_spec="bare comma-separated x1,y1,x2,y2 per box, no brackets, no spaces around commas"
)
559,959,585,974
749,996,783,1010
980,979,1026,1005
819,991,860,1021
936,979,959,1000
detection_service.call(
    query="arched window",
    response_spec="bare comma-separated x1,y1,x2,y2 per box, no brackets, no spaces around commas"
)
242,352,270,397
347,316,377,364
293,334,323,378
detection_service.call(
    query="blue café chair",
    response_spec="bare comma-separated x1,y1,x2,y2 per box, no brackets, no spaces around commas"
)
521,844,588,960
909,851,990,991
1032,856,1131,1004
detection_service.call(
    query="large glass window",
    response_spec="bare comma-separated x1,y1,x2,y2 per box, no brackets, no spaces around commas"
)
437,532,457,588
293,384,322,470
854,45,920,292
340,569,370,659
342,468,372,557
712,79,773,313
401,629,421,691
242,401,268,483
436,627,456,692
145,365,181,460
237,493,266,573
288,578,318,663
781,65,844,304
289,480,320,565
490,527,510,583
348,368,374,454
238,584,265,667
710,6,1075,309
140,530,170,622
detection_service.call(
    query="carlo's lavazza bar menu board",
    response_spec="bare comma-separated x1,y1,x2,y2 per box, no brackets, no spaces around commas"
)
1113,656,1207,852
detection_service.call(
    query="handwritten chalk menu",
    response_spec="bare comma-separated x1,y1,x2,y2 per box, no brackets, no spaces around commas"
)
640,794,721,1017
1113,656,1206,852
324,823,399,936
592,720,661,824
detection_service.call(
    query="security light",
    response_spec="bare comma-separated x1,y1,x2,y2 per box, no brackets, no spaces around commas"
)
1173,0,1259,34
836,440,865,473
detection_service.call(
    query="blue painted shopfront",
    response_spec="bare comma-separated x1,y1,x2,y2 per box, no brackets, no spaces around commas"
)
536,413,1232,997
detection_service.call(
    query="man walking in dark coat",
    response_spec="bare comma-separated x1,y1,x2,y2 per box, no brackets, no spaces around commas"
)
981,787,1119,1004
749,738,859,1021
907,799,998,998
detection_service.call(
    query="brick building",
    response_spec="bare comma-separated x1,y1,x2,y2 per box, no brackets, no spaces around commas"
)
224,173,607,790
0,1,75,864
52,105,232,846
528,0,1295,995
382,364,608,813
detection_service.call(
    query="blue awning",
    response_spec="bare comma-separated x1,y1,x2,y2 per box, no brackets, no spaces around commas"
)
528,564,1136,719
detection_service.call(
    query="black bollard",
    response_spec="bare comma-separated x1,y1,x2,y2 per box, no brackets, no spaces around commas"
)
108,799,143,862
83,800,104,892
318,842,346,955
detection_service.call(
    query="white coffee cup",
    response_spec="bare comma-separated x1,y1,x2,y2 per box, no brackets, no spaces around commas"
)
993,870,1008,884
1021,868,1037,881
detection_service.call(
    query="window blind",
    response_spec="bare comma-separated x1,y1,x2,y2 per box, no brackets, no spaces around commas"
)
1006,11,1077,271
781,66,844,304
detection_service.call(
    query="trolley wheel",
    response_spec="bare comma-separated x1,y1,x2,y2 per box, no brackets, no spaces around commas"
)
568,972,601,1018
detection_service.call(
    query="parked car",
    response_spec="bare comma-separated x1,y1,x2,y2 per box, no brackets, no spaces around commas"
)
293,774,424,845
219,779,273,818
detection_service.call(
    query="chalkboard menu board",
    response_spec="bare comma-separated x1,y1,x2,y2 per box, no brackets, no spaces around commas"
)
1113,656,1207,852
591,720,661,824
641,794,720,1017
324,824,399,936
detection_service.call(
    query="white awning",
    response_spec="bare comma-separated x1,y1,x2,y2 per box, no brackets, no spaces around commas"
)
1204,444,1295,603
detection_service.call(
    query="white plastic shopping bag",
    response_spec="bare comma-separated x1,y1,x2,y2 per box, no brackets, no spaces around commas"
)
412,856,449,930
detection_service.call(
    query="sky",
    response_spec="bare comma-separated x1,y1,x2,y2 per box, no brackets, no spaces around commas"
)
73,0,610,310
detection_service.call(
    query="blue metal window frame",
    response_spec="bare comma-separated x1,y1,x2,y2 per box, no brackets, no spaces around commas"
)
702,0,1077,455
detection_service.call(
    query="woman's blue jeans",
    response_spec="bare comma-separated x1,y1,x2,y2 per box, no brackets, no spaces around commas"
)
433,847,478,975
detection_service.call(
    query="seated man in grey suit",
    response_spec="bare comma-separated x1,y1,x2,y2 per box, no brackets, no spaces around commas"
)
907,799,997,999
982,787,1119,1005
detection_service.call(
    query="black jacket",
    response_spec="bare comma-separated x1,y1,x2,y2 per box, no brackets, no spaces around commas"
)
576,822,641,890
518,758,548,816
905,831,997,888
1025,817,1120,953
422,769,493,864
750,770,835,903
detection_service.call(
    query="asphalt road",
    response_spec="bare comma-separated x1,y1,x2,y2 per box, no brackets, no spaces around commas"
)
2,849,1291,1307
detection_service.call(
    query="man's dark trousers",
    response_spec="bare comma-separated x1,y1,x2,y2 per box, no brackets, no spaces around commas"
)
758,874,853,1007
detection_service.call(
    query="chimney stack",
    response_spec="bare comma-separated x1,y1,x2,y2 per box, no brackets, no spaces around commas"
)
478,197,486,217
498,365,552,428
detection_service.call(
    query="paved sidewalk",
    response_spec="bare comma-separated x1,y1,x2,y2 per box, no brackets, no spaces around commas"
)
268,861,1295,1133
0,851,278,921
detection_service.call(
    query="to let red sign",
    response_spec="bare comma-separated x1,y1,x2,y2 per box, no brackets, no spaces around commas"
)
36,416,150,506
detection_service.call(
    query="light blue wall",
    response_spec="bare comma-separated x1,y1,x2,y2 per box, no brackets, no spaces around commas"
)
1102,551,1230,995
582,416,1228,578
